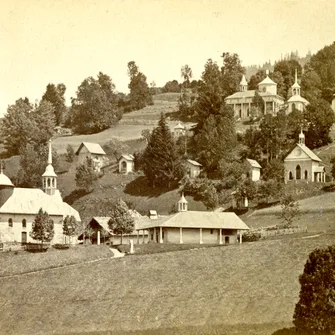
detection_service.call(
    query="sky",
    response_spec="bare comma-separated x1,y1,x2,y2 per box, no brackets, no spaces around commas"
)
0,0,335,116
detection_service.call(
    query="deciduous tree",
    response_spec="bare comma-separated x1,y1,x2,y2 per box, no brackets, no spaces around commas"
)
108,199,134,244
30,208,54,247
75,157,98,191
71,72,120,134
63,215,80,244
277,193,300,227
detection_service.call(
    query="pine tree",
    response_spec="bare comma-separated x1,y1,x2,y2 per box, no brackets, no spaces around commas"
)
108,199,134,244
42,83,66,125
75,157,98,191
142,113,184,188
30,208,54,247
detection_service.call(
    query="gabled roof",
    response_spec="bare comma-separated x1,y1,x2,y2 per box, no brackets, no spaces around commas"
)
285,143,322,162
0,188,81,221
246,158,261,169
76,142,106,155
137,211,249,231
186,159,202,167
120,154,134,161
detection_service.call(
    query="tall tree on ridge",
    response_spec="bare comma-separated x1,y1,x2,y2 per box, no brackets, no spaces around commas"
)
127,61,153,110
42,83,66,125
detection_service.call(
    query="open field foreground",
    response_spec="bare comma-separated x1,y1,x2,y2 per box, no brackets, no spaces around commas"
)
1,234,335,335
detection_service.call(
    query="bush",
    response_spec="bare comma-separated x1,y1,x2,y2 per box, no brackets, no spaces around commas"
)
53,244,70,250
293,246,335,334
242,231,261,242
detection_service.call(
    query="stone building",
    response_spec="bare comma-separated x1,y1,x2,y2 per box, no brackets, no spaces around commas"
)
0,141,81,245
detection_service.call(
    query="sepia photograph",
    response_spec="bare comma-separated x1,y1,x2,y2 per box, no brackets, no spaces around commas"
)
0,0,335,334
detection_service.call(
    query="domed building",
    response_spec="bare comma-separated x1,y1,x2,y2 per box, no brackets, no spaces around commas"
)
0,140,81,245
225,70,285,119
286,69,309,114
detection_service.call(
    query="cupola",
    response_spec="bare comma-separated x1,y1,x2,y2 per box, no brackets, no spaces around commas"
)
42,140,57,195
0,165,14,207
178,193,188,212
239,74,248,92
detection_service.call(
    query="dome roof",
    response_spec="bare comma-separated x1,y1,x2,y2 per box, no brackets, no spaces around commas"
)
292,82,301,88
288,95,309,104
178,193,188,204
42,164,57,177
0,172,14,187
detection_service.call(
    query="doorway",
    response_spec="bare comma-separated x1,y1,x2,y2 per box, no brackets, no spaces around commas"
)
21,232,27,244
225,236,229,244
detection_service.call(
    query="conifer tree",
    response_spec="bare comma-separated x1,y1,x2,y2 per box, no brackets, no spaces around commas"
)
142,113,184,187
63,215,79,244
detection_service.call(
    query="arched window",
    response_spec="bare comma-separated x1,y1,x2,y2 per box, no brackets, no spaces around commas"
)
8,218,13,227
296,165,301,180
22,219,26,228
47,178,51,187
304,170,308,180
289,171,293,180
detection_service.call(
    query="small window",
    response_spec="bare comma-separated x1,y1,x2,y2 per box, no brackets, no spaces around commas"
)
22,219,26,228
8,218,13,227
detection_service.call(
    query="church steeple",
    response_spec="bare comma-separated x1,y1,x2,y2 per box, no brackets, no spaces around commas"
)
299,129,305,145
291,68,301,96
239,74,248,92
42,140,57,195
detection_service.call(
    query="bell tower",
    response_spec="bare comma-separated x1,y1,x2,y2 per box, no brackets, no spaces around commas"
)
239,74,248,92
178,193,188,212
42,140,57,195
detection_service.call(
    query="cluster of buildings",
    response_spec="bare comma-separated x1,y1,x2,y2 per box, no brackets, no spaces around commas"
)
225,69,309,119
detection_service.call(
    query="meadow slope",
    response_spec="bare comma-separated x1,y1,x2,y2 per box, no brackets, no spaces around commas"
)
1,234,335,335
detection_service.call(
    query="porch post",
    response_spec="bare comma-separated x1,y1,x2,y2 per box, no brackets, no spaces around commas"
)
219,229,223,245
153,227,156,243
159,227,163,244
239,231,242,244
97,230,100,245
199,228,203,244
179,228,183,244
137,231,139,244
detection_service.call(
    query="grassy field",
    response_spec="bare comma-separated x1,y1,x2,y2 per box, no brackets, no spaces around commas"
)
1,234,335,335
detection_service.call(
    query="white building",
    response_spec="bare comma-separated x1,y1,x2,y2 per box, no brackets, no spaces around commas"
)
286,69,309,114
0,141,81,245
284,131,325,183
225,71,285,119
246,158,262,182
173,122,185,138
119,154,134,174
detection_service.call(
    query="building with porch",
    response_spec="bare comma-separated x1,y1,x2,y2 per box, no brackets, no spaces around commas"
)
118,154,134,174
137,195,249,245
225,71,285,119
284,131,325,183
0,141,81,245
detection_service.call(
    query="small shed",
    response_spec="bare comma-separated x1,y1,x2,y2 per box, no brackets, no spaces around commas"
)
246,158,261,181
186,159,202,178
119,154,134,174
75,142,108,172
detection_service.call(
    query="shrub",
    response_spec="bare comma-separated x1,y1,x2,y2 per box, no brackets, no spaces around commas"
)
242,231,261,242
293,246,335,334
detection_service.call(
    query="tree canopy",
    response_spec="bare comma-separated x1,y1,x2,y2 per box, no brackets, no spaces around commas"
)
70,72,121,134
42,83,66,125
127,61,153,110
30,208,54,246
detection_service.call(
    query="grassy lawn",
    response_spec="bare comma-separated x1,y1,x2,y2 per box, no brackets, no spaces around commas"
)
0,245,112,277
1,235,335,335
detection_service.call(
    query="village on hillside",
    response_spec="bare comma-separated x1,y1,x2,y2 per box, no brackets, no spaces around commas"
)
1,2,335,334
